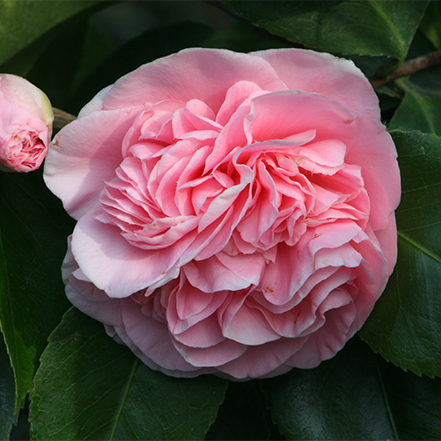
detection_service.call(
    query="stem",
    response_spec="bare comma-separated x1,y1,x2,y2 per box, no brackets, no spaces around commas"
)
53,108,76,131
371,50,441,88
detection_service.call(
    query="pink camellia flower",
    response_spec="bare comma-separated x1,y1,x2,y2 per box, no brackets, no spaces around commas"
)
0,74,53,172
44,48,400,379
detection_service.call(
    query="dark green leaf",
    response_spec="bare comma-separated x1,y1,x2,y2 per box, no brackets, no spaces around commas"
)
204,21,292,53
0,170,74,410
30,308,228,441
69,21,216,114
419,1,441,49
0,330,15,440
389,86,441,135
206,381,274,440
360,130,441,377
24,15,90,109
0,0,103,66
405,63,441,99
401,30,441,98
223,1,428,62
263,337,441,440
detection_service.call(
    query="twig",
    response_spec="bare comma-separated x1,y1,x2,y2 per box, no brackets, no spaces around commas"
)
371,50,441,88
53,108,76,132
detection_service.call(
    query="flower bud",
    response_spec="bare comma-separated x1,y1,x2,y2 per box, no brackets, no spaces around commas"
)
0,74,53,172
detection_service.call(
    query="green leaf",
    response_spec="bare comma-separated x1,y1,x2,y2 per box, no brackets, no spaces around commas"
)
360,130,441,377
263,336,441,440
206,381,276,440
0,0,105,66
69,21,216,114
0,170,74,410
405,63,441,99
0,330,15,441
0,1,113,78
389,86,441,135
25,15,90,110
419,1,441,49
223,1,429,63
30,307,228,440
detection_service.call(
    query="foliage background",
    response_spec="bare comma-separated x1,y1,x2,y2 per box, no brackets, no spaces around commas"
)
1,1,441,440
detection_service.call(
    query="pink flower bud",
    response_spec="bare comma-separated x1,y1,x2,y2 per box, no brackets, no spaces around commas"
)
0,74,53,172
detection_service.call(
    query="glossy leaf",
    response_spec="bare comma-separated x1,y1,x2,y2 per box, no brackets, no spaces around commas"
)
223,1,428,62
0,171,74,410
419,1,441,49
405,63,441,99
69,21,216,114
360,130,441,377
0,330,15,440
206,381,277,440
0,0,103,66
389,86,441,135
263,337,441,440
25,14,90,110
30,308,228,441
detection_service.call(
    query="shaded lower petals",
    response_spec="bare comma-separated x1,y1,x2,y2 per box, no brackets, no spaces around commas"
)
222,301,280,345
217,336,308,379
172,335,246,367
172,315,225,348
252,265,340,314
119,300,203,372
66,279,124,329
260,267,353,338
285,301,357,369
171,281,228,329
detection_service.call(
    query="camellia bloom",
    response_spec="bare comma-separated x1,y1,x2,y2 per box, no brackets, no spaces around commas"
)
44,48,400,379
0,74,53,172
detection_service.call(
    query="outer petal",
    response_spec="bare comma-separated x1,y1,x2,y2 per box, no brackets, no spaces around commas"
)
44,107,143,220
71,207,181,297
101,48,287,113
345,118,400,233
253,48,381,120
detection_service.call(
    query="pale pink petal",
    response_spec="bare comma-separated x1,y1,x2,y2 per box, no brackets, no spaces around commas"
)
44,107,143,220
172,336,247,368
102,49,287,113
217,337,308,379
183,252,265,293
345,118,400,232
71,207,183,297
253,48,381,120
245,91,358,145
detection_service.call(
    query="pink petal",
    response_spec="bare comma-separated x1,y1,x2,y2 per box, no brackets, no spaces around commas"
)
71,206,183,297
253,48,381,120
44,107,143,220
183,252,265,293
217,337,308,379
102,49,287,114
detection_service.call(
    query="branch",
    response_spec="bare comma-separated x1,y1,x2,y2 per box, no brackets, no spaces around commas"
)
53,108,76,132
371,50,441,88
